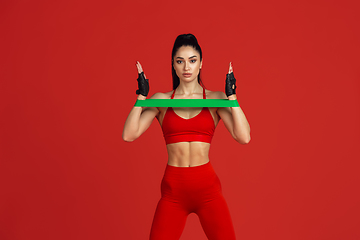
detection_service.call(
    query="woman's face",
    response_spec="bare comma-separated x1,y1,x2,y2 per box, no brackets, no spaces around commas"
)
173,46,202,83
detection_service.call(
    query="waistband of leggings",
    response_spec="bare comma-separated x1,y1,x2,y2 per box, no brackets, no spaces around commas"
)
163,161,215,177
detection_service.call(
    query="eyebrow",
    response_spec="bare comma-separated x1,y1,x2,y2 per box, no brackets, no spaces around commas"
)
176,55,198,59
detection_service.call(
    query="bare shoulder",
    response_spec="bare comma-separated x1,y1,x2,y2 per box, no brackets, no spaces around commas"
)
205,90,227,99
148,91,173,114
149,91,173,99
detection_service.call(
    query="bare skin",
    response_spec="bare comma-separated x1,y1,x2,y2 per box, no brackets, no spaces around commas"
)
122,46,251,167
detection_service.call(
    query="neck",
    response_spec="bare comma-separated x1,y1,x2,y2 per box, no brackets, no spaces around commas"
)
176,81,203,97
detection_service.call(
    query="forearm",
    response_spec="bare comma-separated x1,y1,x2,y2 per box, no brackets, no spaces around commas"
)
229,95,251,144
122,95,146,142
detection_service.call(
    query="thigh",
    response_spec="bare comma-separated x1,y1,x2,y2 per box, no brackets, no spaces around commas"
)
149,198,188,240
197,195,236,240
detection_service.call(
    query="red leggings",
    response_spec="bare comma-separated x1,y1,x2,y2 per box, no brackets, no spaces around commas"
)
149,162,236,240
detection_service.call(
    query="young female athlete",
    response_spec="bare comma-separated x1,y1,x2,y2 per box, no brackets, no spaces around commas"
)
122,33,251,240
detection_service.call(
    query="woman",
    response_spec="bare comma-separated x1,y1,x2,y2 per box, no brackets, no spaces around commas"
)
122,34,250,240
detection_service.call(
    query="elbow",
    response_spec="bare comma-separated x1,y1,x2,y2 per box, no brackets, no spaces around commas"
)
122,132,136,142
234,134,251,145
241,136,251,144
122,136,134,142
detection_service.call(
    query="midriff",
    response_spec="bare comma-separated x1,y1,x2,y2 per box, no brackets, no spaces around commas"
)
166,142,210,167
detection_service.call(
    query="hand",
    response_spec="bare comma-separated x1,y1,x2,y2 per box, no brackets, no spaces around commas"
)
135,61,149,97
225,62,237,97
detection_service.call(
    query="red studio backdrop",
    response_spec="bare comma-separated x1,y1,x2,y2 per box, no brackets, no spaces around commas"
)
0,0,359,239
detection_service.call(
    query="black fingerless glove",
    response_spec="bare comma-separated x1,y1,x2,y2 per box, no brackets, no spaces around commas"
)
136,72,149,96
225,72,237,97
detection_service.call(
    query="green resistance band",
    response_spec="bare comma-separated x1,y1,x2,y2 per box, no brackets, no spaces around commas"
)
134,99,239,107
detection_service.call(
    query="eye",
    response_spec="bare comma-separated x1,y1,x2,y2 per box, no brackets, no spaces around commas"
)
190,59,197,63
176,60,183,64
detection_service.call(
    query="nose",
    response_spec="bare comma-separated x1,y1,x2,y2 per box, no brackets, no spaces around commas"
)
184,61,190,71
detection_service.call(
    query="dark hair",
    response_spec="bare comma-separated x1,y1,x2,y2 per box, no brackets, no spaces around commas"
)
171,33,204,90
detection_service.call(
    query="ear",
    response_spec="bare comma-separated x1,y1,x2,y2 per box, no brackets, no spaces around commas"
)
200,59,203,69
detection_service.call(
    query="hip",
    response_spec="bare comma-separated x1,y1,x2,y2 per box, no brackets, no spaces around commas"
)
160,161,222,200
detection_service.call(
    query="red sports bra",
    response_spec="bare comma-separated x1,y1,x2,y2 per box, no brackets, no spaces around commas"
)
161,88,215,144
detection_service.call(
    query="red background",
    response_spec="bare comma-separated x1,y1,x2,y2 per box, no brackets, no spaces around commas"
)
1,0,359,239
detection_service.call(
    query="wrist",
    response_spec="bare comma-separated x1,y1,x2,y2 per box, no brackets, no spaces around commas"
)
228,94,237,100
137,95,146,100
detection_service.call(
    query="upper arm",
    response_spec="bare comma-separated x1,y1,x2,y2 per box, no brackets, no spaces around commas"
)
136,92,165,135
214,92,237,139
137,107,159,134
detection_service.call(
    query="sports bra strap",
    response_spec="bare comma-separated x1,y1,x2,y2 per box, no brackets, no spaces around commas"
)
171,88,206,100
171,89,176,99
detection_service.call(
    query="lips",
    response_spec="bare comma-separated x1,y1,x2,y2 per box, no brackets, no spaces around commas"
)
182,73,192,78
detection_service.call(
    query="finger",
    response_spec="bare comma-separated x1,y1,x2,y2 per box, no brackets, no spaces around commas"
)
229,62,233,73
136,61,144,74
136,61,142,74
138,62,148,78
138,61,144,73
228,62,231,74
